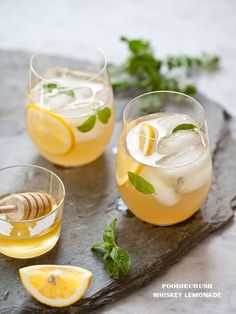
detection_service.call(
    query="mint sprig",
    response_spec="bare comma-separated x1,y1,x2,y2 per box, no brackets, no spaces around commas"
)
43,83,58,92
91,219,132,280
172,123,197,133
128,171,155,194
77,115,96,132
98,107,111,124
77,106,111,133
109,36,220,95
43,83,75,98
63,90,75,98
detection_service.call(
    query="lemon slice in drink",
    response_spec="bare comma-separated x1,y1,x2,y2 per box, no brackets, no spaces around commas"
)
19,265,92,307
26,104,75,155
139,123,157,155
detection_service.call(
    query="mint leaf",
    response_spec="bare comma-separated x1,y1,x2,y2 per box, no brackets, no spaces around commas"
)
63,90,75,98
43,83,58,92
91,218,132,280
121,36,150,54
103,252,119,280
172,123,197,133
128,171,155,194
110,246,131,276
98,107,111,124
103,218,117,245
77,115,96,132
91,242,111,252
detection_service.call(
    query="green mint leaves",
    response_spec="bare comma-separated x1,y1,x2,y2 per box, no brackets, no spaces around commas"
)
172,123,197,133
98,107,111,124
77,107,111,133
128,171,155,194
43,83,58,92
103,218,116,245
43,83,75,98
109,36,220,95
64,90,75,98
91,218,132,280
77,115,96,132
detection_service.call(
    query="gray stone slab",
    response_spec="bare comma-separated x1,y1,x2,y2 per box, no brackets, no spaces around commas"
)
0,50,235,314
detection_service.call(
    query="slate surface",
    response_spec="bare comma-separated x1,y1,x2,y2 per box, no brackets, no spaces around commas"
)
0,50,235,314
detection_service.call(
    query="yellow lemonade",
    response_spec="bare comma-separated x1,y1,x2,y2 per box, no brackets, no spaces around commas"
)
27,68,115,167
0,193,62,258
116,113,212,225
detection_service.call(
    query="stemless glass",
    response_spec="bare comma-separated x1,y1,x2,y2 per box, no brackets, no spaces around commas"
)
26,42,115,167
0,165,65,258
116,91,212,225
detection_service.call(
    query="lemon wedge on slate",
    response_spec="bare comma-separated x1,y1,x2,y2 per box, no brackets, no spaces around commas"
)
19,265,92,307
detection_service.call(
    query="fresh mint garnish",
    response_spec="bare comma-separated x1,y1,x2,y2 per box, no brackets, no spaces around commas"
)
98,107,111,124
76,107,112,133
103,252,119,280
128,171,155,194
172,123,197,133
43,83,75,98
91,218,132,280
43,83,58,92
110,246,131,276
77,115,96,132
103,218,116,245
63,90,75,98
109,36,220,95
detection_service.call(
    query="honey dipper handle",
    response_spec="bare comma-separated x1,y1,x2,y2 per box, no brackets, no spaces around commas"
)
0,205,18,214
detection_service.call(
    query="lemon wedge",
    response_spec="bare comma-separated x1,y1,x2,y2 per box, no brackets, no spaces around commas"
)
26,104,75,155
139,123,157,155
116,146,142,187
19,265,92,307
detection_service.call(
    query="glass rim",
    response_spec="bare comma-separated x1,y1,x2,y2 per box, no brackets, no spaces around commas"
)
0,164,65,223
30,40,108,85
123,90,206,139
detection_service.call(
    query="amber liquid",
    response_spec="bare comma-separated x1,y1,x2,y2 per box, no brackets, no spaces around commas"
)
116,114,212,225
0,194,62,258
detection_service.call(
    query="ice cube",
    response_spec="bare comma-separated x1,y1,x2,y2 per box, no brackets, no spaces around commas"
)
178,157,212,193
74,86,93,103
157,114,195,133
44,93,73,110
140,167,181,206
157,147,211,191
157,130,204,155
95,86,111,104
55,101,99,118
157,143,206,168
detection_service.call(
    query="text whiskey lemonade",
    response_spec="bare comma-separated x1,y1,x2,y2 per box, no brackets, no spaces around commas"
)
116,92,212,225
27,68,115,167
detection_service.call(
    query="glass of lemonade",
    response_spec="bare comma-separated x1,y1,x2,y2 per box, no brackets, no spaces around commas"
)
0,165,65,258
116,91,212,225
26,42,115,167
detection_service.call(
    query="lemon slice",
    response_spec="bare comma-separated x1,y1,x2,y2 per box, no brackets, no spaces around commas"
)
139,123,157,155
19,265,92,307
116,146,142,186
26,104,75,155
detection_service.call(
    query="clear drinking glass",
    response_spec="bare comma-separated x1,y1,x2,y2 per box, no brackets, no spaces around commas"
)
26,42,115,167
116,91,212,225
0,165,65,258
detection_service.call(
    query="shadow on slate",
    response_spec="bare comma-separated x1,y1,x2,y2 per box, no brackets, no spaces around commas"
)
0,50,235,314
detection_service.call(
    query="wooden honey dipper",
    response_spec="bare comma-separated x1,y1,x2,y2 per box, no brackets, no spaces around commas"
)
0,192,53,220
